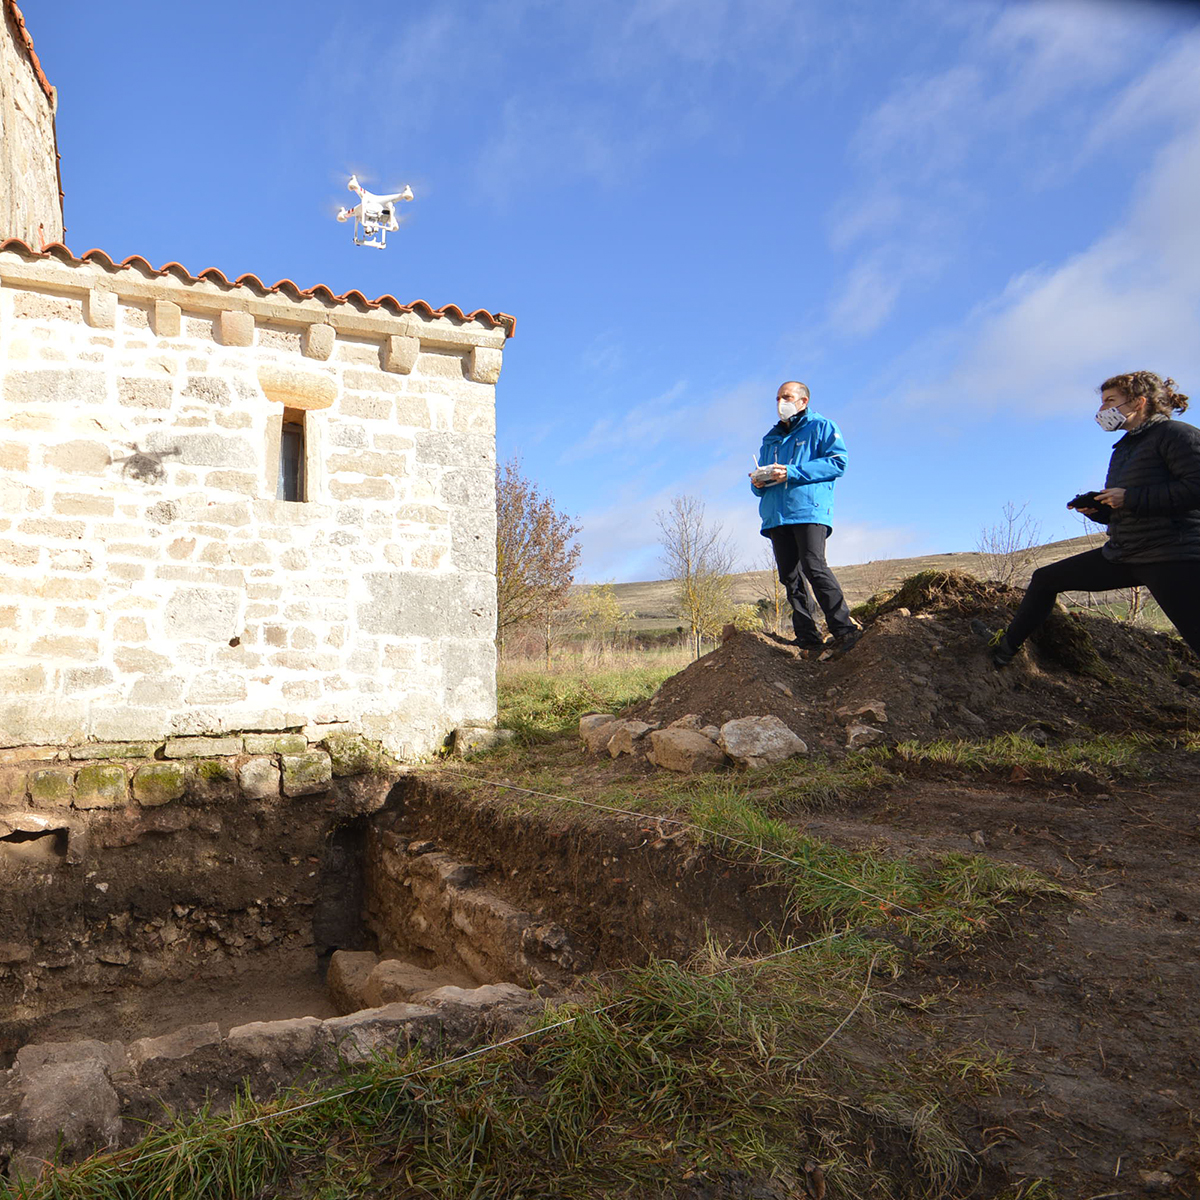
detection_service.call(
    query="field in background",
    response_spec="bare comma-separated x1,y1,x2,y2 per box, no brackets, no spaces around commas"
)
569,531,1170,632
499,531,1171,669
588,533,1104,632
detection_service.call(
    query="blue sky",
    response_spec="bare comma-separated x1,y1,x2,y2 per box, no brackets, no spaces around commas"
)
33,0,1200,581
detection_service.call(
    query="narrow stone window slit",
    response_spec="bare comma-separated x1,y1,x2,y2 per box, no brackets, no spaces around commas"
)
277,406,306,502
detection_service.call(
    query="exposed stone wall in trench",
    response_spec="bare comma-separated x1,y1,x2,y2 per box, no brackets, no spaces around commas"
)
0,732,398,1054
0,249,505,758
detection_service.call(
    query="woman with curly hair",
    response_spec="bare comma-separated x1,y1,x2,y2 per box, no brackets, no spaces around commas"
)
974,371,1200,665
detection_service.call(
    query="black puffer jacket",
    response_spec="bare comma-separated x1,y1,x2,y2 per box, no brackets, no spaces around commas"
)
1099,416,1200,563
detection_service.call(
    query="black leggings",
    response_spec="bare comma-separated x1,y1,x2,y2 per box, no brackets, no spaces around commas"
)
768,524,855,645
1006,548,1200,657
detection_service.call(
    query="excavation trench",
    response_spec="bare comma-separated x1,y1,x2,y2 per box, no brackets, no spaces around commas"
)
0,766,800,1176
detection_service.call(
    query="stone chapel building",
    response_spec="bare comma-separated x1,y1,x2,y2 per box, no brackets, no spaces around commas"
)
0,1,510,761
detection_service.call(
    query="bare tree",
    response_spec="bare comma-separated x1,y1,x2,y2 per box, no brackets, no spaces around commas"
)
656,495,735,659
975,501,1043,587
575,582,632,651
495,458,582,659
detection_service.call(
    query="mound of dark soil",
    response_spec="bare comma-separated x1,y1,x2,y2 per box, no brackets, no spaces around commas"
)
627,571,1200,750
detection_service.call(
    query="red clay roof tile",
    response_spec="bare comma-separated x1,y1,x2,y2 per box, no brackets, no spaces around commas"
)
0,238,516,337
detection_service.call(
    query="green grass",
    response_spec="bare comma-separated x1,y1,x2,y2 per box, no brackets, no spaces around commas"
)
4,948,984,1200
884,731,1156,779
497,663,677,744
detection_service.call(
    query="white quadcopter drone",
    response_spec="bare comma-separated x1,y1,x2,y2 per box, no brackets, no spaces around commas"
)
336,174,413,249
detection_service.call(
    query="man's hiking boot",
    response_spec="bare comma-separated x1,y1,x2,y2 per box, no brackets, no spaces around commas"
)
970,618,1016,667
794,636,827,660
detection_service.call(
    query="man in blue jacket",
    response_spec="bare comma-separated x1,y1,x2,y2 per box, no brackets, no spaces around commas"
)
750,381,858,653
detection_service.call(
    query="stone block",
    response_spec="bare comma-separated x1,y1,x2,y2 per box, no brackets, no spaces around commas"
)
43,440,110,474
359,571,493,640
191,759,239,802
118,377,173,409
238,756,280,799
89,709,169,743
0,540,40,567
217,310,255,347
163,586,241,641
28,768,73,805
416,352,464,379
383,335,419,374
226,1015,323,1060
14,1060,121,1175
146,431,256,469
74,764,127,809
646,728,727,775
327,950,380,1014
67,742,159,760
466,346,503,385
84,289,117,329
206,470,258,495
128,1023,221,1068
15,1039,128,1077
3,368,106,407
328,477,393,500
421,983,538,1011
718,715,808,769
182,376,231,406
0,440,29,470
64,666,112,692
0,665,46,694
452,726,516,757
152,300,181,338
320,1003,443,1064
395,395,433,428
579,714,619,754
164,736,243,758
606,719,653,759
185,672,248,705
340,393,392,421
324,732,377,776
281,751,332,796
302,323,335,360
441,467,494,509
326,451,408,478
132,763,188,806
243,733,307,755
29,635,98,659
364,960,447,1007
52,492,115,517
257,363,336,410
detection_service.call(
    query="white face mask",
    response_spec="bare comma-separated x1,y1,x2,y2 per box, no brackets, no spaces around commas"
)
1095,405,1128,432
778,400,800,421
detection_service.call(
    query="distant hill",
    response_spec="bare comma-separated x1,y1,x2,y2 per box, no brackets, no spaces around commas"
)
574,533,1103,631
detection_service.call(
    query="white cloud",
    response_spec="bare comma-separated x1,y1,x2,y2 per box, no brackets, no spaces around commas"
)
906,118,1200,413
822,0,1198,347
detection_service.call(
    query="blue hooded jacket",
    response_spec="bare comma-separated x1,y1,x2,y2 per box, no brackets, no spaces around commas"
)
751,408,848,533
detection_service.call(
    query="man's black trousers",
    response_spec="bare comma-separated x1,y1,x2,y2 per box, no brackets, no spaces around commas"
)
768,523,855,646
1006,547,1200,657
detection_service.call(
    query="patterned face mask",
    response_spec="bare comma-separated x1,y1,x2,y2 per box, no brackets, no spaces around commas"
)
1095,405,1128,432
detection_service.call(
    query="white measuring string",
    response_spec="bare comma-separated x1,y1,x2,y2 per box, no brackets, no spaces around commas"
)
437,768,930,921
92,927,859,1178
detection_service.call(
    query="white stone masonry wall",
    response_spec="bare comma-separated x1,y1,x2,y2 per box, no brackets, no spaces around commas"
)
0,6,62,246
0,253,504,758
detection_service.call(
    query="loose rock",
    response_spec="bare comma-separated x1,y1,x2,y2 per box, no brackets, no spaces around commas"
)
718,715,808,769
646,728,727,775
